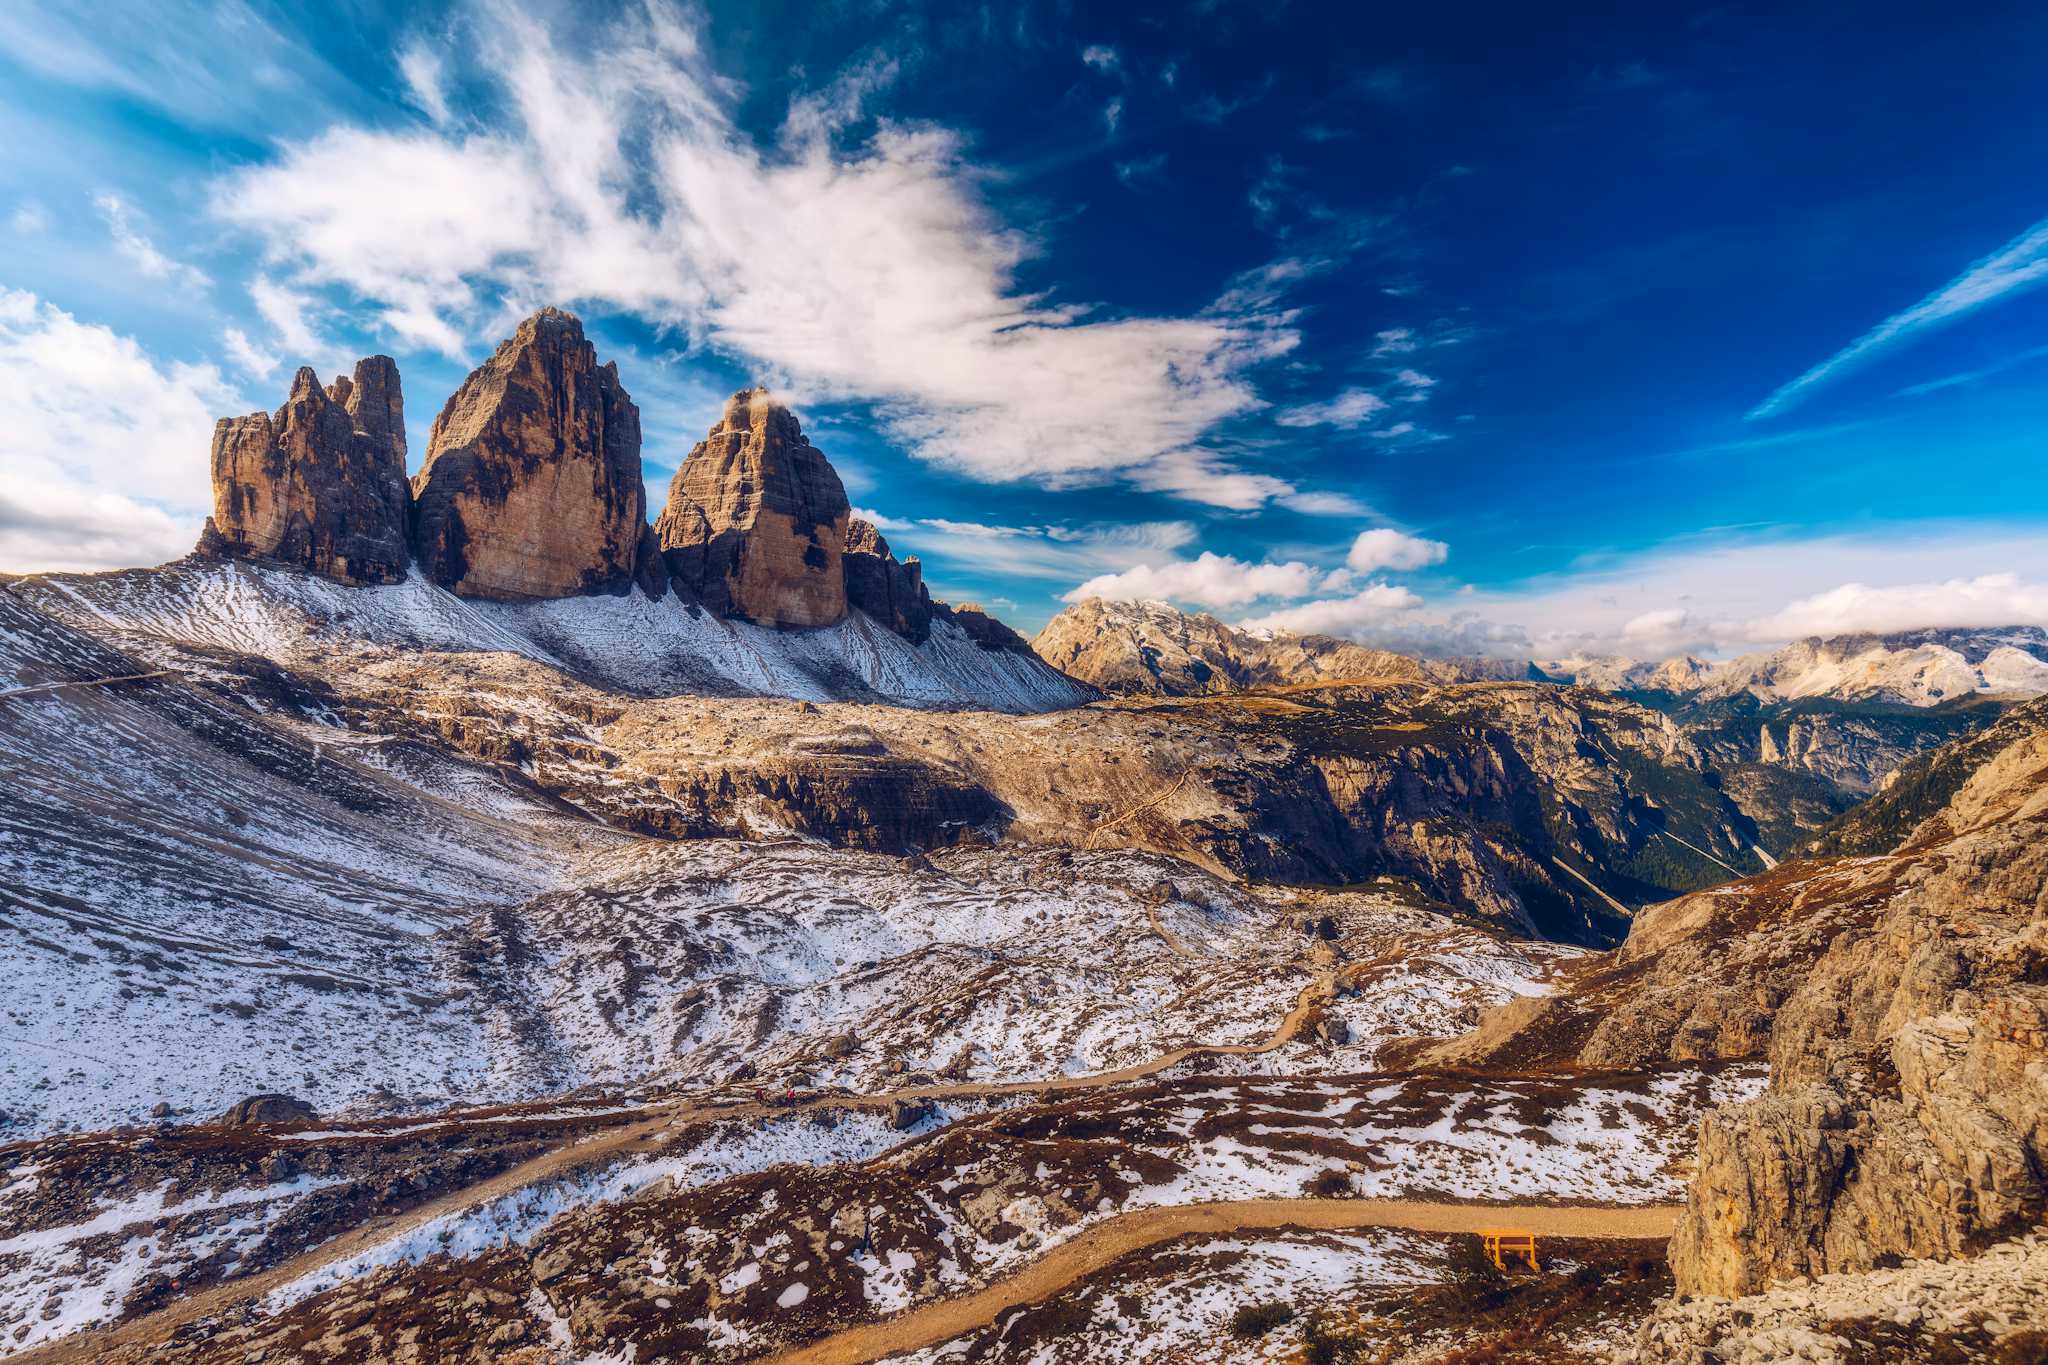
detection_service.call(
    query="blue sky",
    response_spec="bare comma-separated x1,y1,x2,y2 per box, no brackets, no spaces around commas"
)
3,0,2046,656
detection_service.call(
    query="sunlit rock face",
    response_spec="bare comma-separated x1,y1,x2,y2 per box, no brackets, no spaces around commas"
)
411,308,657,602
656,387,850,628
200,357,412,585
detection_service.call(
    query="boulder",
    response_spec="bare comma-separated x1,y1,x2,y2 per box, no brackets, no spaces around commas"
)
843,517,933,642
411,308,657,600
890,1098,935,1131
199,358,412,584
219,1093,318,1126
655,388,849,627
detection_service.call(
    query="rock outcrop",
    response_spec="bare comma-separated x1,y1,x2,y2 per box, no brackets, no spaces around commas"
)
199,359,412,584
656,388,849,628
1405,696,2048,1297
218,1093,318,1126
1032,597,1522,696
411,308,658,601
943,602,1035,655
843,517,932,642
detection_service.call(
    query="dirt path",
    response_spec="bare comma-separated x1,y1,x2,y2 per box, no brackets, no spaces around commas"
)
1083,770,1192,848
763,1198,1680,1365
0,959,1322,1364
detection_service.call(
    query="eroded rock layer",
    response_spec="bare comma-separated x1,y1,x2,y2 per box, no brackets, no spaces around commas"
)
199,358,412,584
411,308,655,601
656,388,849,627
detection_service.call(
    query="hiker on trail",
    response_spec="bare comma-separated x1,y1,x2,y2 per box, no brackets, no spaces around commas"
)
785,1087,796,1105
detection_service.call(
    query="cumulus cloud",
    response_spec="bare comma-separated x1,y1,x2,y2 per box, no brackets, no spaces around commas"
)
0,290,239,571
1747,573,2048,641
1064,551,1340,610
1080,44,1120,73
212,2,1309,508
1347,527,1447,573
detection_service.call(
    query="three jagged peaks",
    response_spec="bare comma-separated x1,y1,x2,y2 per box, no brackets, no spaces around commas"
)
197,309,938,643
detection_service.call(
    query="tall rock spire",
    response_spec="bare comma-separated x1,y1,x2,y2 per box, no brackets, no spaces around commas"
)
410,308,663,601
198,356,412,584
655,387,850,628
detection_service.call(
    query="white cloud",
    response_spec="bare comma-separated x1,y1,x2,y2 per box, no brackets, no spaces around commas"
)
1080,44,1120,73
1124,449,1296,510
1278,490,1372,516
10,201,50,235
213,3,1304,506
398,40,453,125
1750,214,2048,419
860,514,1197,585
0,290,240,572
1746,573,2048,640
249,274,326,360
221,327,279,379
1393,367,1435,389
1208,525,2048,660
95,192,210,290
1115,153,1167,188
1275,388,1387,428
1236,582,1424,635
1432,526,2048,659
1103,97,1123,134
1064,551,1337,610
1347,527,1447,573
1370,327,1417,356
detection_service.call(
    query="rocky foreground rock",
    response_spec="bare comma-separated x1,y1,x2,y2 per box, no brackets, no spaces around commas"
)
411,308,662,601
1412,695,2048,1300
199,358,412,584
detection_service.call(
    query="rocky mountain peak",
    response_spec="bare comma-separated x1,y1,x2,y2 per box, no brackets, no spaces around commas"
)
655,386,851,628
843,516,933,642
411,308,662,602
197,355,413,585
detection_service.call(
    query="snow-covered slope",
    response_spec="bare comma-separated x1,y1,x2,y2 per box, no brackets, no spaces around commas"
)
15,558,1094,715
0,587,591,1136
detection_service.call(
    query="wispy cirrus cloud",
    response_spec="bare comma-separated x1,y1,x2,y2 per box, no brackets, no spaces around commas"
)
1749,215,2048,419
95,192,210,290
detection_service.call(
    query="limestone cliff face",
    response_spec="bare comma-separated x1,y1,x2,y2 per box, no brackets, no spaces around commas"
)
200,358,412,584
656,389,848,628
1408,697,2048,1296
411,309,658,601
843,517,932,642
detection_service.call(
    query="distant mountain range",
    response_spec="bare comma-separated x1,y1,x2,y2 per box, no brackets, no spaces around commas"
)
1030,596,1530,696
1536,626,2048,707
1036,597,2048,709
